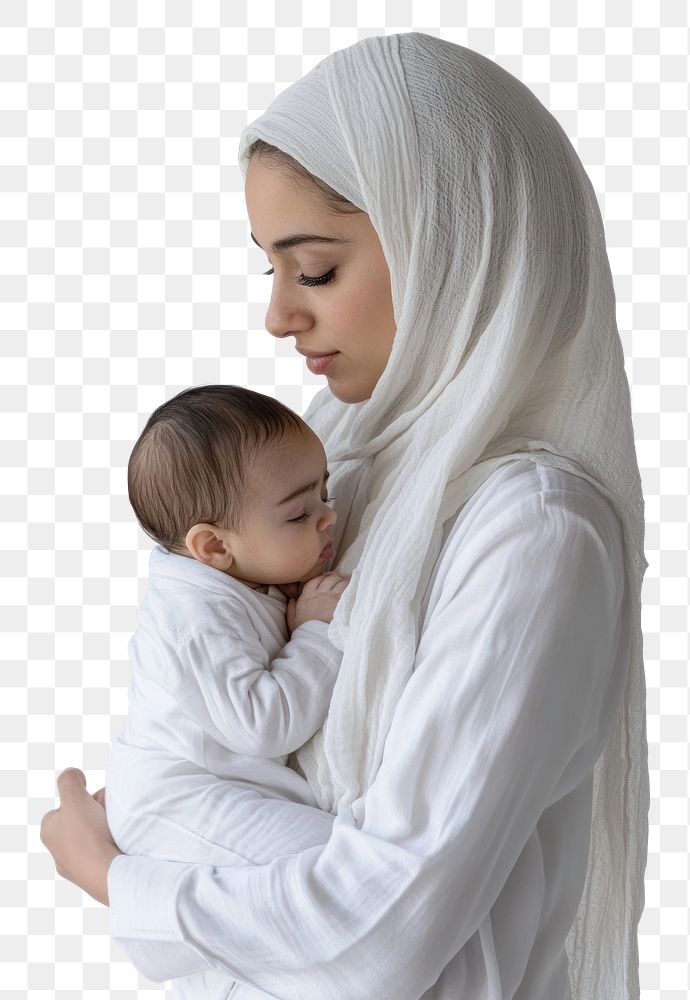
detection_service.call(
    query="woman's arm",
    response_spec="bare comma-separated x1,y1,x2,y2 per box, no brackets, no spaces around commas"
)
45,486,625,1000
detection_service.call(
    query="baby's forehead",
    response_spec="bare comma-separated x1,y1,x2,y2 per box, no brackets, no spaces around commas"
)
261,427,324,464
249,433,327,491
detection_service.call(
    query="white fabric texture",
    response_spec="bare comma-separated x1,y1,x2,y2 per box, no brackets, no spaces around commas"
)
237,31,649,1000
108,459,628,1000
107,545,342,818
105,547,343,1000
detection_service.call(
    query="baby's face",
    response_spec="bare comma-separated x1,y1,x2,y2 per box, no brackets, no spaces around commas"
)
225,430,337,589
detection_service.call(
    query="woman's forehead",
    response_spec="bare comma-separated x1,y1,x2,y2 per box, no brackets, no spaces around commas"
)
244,155,373,250
245,156,318,205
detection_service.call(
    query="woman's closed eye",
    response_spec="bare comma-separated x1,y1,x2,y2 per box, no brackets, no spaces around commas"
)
263,267,336,287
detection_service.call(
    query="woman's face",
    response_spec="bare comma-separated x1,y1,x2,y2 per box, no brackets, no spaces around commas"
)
244,157,397,403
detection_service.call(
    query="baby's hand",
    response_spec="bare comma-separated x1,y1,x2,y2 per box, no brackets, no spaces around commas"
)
286,572,350,632
278,580,303,601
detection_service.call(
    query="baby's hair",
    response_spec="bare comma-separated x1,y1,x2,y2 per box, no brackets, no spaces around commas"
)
128,384,308,552
246,138,362,217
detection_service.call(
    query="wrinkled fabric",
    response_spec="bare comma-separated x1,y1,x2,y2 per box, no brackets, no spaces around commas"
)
105,544,342,859
105,548,342,1000
236,31,649,998
108,459,630,1000
110,545,341,771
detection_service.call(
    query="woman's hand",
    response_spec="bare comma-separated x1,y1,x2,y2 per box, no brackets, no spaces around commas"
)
40,768,123,906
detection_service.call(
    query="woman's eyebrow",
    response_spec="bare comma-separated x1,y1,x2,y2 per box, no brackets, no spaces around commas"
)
251,232,351,253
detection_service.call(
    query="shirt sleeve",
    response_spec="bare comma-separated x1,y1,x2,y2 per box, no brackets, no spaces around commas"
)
108,488,625,1000
174,619,342,757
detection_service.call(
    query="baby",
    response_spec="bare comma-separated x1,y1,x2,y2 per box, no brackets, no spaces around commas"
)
104,384,348,878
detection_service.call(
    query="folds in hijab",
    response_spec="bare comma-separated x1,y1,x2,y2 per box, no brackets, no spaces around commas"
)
238,32,649,1000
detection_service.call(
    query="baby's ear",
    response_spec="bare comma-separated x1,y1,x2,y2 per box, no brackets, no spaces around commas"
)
184,523,231,568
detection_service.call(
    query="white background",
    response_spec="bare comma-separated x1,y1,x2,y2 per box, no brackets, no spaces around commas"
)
1,1,688,996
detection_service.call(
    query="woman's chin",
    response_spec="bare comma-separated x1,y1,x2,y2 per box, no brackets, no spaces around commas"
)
329,384,371,404
324,371,374,405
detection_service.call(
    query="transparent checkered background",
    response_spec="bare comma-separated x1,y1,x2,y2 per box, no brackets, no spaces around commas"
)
1,0,688,996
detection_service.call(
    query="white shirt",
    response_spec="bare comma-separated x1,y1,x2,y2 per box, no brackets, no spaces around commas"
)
111,546,342,804
108,459,628,1000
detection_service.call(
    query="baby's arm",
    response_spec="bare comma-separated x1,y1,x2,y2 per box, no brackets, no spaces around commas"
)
173,618,341,758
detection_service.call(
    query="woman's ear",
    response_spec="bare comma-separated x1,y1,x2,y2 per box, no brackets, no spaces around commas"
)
184,523,234,571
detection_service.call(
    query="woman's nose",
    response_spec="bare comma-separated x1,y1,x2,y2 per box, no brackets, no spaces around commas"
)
264,283,312,340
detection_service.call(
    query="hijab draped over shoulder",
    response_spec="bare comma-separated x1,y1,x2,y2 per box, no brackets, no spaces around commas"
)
238,32,649,1000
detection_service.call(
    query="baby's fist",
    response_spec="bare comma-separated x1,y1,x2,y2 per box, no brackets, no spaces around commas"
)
289,572,350,630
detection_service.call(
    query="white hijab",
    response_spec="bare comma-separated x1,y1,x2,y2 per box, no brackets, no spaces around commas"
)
238,32,649,1000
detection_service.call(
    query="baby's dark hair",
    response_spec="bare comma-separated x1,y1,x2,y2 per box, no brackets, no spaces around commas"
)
128,384,307,552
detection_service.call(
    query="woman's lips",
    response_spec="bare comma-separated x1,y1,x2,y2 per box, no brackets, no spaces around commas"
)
305,352,339,375
319,542,334,560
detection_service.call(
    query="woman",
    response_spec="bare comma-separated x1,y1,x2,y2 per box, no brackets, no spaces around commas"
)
41,31,649,1000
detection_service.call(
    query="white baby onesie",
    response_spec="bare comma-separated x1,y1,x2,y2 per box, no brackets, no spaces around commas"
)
105,545,342,874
